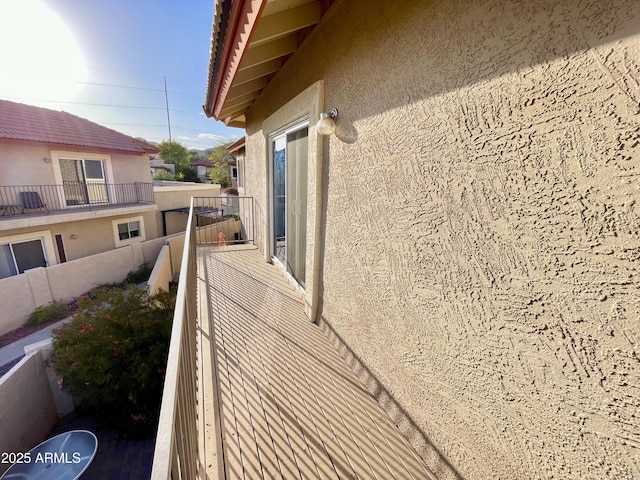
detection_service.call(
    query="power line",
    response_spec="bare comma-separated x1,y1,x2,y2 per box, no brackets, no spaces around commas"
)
78,81,202,99
102,122,215,133
0,96,166,111
78,81,165,93
0,95,206,116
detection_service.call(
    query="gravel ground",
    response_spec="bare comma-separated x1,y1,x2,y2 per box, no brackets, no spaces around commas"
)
0,354,26,378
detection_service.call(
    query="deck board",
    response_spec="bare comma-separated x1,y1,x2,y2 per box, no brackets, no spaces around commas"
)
197,245,435,480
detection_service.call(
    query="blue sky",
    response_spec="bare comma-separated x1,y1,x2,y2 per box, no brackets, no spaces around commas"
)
0,0,242,151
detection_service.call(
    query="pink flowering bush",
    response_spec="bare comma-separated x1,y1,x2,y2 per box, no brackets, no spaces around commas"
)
50,285,175,438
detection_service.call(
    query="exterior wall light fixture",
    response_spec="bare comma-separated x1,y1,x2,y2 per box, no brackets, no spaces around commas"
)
317,108,338,136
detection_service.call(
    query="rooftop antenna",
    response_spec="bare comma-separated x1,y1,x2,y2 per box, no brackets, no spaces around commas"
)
164,76,172,141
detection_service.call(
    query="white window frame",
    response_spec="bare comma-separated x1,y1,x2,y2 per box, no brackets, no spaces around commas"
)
50,150,114,208
237,157,244,191
0,230,57,278
112,216,145,248
268,117,310,294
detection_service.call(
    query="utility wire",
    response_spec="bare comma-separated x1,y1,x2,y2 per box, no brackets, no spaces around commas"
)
103,123,214,133
0,96,165,110
78,81,202,99
0,95,205,116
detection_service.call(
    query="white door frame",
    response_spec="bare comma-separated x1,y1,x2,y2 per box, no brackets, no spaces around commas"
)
268,118,309,292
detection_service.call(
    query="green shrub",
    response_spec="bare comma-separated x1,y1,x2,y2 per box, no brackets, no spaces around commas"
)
125,263,152,285
50,285,176,438
152,170,176,181
27,301,69,326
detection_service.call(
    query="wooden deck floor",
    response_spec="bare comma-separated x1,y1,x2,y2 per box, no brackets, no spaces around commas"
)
196,245,435,480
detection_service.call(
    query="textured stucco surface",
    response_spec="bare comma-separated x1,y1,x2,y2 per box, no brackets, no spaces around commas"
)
0,211,158,261
244,0,640,478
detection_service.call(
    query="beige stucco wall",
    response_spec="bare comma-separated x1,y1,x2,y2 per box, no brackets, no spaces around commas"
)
243,0,640,478
153,183,221,235
46,244,145,302
0,351,58,476
109,152,153,184
148,244,173,295
0,210,158,262
0,273,36,334
0,232,176,336
0,144,56,185
0,144,151,186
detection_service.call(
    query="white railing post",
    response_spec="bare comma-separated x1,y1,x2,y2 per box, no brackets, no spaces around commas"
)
151,197,199,479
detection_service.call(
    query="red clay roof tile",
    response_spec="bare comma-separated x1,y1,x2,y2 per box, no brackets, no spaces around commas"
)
0,100,160,155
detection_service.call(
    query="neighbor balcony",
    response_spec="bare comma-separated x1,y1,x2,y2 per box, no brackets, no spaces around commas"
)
151,198,436,479
0,182,155,228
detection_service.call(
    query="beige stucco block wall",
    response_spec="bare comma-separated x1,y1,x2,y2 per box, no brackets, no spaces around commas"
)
25,267,53,307
0,352,57,475
153,184,221,235
147,244,172,295
0,274,36,335
46,244,143,302
168,235,185,274
244,0,640,478
0,232,179,336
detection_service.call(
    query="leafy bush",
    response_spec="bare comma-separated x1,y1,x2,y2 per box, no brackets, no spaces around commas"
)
50,285,176,438
222,187,239,195
125,263,152,285
152,170,176,181
27,301,69,326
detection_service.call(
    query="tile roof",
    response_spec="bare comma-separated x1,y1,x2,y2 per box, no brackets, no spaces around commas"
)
191,160,214,167
226,136,245,153
0,100,160,155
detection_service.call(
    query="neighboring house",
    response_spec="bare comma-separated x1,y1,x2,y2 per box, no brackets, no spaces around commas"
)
226,137,245,190
0,100,160,278
190,159,213,183
204,1,640,479
150,155,175,178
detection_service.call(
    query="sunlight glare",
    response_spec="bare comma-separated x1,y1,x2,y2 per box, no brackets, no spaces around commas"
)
0,0,86,103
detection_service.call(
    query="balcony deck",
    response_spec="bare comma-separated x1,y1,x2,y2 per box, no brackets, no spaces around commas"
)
196,245,435,479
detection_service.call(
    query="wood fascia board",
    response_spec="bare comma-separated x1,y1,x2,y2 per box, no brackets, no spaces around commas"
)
225,115,246,128
226,76,270,101
238,34,298,71
213,0,268,120
219,99,255,119
233,58,282,86
223,91,262,111
250,1,322,47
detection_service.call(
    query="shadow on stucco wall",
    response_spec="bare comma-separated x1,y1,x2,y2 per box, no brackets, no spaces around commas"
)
334,112,358,145
316,314,465,480
313,120,461,477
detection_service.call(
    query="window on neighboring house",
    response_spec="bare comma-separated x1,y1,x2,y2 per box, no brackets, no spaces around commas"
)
113,217,145,247
237,158,244,189
0,239,47,279
118,221,140,240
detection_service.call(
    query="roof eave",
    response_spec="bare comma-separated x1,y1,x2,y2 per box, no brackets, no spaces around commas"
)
204,0,269,123
0,138,158,156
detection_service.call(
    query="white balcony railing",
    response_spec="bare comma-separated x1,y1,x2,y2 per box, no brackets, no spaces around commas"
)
150,197,198,479
0,182,154,217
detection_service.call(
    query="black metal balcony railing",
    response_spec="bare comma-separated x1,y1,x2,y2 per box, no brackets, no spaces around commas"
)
0,182,154,217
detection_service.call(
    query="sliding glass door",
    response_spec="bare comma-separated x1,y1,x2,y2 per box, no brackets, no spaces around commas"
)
60,158,108,206
271,122,308,288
